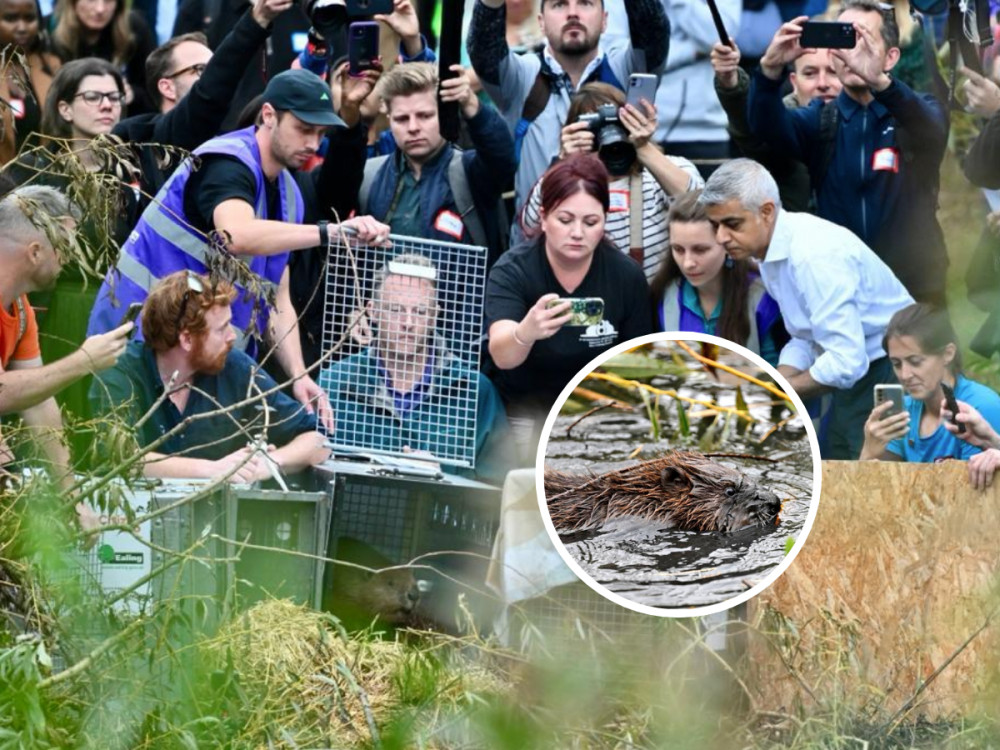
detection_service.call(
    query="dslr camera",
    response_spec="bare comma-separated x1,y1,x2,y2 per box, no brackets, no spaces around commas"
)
302,0,347,40
577,103,636,174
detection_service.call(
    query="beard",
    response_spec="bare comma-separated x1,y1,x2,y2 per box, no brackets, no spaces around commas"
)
190,335,230,375
554,26,598,57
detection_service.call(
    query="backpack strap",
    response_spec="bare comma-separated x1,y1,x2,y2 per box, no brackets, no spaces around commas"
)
359,154,390,216
447,148,488,249
514,51,553,163
628,171,643,266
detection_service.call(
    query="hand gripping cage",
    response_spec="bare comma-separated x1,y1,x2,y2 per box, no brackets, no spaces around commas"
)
318,233,488,470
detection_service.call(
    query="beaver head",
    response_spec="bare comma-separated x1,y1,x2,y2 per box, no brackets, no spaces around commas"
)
660,463,781,533
363,568,422,624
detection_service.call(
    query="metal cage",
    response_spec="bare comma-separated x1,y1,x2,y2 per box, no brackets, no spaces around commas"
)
318,234,487,469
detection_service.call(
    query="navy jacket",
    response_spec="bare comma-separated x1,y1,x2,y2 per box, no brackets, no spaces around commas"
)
362,102,516,265
91,341,318,461
748,69,948,302
114,7,270,218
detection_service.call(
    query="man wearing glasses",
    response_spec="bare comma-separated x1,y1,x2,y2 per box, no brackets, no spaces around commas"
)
91,271,329,484
88,67,390,431
114,0,295,204
746,0,949,306
319,255,512,484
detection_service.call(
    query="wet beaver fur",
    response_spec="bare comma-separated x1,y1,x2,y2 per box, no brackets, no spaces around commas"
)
544,451,781,533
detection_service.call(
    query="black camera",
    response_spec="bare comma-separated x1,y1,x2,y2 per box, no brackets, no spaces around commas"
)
301,0,347,42
577,103,636,175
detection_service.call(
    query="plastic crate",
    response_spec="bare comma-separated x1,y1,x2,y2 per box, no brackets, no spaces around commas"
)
315,459,501,626
146,479,229,628
317,459,500,566
226,487,332,609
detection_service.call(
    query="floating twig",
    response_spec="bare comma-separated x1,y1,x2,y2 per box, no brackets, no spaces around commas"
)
566,401,624,437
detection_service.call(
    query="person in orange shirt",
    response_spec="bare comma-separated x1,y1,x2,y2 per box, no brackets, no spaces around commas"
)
0,185,131,529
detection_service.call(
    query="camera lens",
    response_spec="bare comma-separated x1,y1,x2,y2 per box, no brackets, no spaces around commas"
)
584,300,601,317
597,137,636,175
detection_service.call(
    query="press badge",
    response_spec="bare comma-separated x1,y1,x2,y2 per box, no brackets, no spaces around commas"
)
434,209,465,240
872,148,899,173
608,189,629,213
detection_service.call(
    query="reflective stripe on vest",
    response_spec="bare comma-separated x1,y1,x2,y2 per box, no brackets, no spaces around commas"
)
103,126,305,350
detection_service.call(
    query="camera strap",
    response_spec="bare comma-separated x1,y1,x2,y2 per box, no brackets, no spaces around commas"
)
628,171,643,265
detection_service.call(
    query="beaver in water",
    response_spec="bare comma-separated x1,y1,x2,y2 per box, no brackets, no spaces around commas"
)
544,451,782,533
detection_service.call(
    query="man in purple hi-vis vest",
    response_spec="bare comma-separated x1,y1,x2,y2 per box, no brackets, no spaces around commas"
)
88,69,390,429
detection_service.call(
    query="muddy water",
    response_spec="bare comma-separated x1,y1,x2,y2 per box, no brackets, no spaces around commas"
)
543,349,816,610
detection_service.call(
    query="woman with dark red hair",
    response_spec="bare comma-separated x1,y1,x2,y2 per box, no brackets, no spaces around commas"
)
485,154,653,459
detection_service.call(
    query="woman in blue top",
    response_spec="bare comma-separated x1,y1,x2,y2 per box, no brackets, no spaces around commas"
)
861,303,1000,463
649,190,786,366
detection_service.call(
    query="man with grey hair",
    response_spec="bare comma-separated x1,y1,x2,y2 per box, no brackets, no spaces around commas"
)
0,186,132,520
318,254,513,484
701,158,913,459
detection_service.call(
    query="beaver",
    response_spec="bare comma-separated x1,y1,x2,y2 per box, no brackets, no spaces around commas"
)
544,451,782,534
323,537,422,631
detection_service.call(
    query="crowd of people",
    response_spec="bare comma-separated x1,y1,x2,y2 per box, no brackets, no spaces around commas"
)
3,0,1000,531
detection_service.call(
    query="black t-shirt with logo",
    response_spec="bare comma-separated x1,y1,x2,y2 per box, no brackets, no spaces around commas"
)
485,238,652,418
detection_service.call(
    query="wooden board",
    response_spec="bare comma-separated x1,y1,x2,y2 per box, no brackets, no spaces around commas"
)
746,460,1000,718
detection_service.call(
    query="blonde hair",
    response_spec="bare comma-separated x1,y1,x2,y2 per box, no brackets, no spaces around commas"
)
51,0,134,66
374,62,437,110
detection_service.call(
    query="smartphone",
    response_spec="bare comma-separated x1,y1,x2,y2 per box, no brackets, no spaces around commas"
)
118,301,143,338
348,21,380,76
345,0,392,17
545,297,605,327
626,73,658,111
119,301,143,328
874,384,905,419
941,382,967,434
800,21,857,49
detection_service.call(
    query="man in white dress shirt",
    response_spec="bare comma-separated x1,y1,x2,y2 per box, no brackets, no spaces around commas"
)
700,158,914,459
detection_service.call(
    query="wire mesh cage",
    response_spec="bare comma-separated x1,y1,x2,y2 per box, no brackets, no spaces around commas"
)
318,234,488,469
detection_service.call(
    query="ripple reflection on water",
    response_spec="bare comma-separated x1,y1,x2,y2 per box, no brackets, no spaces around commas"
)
545,365,815,610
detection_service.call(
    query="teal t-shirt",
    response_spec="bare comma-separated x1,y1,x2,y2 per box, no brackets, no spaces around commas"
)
886,375,1000,462
679,281,781,367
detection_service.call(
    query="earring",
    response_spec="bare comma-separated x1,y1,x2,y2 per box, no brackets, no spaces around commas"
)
724,254,734,269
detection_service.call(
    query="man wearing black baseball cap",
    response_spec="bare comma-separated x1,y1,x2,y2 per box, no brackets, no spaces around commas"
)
88,67,390,431
264,68,346,128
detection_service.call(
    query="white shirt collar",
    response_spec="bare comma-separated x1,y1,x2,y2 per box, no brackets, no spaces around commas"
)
541,44,608,91
762,208,792,264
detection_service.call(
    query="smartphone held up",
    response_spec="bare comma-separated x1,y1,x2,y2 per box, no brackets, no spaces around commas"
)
800,21,857,49
348,21,380,76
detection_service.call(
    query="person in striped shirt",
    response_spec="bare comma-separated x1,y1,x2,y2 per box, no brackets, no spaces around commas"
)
518,82,702,280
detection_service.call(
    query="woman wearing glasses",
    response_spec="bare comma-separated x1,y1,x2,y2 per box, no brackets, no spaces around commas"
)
48,0,156,114
41,57,126,157
0,58,137,435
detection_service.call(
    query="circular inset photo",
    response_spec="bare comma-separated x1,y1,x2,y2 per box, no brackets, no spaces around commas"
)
536,333,820,617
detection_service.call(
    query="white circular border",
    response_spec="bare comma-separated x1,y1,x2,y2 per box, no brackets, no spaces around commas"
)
534,331,823,619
